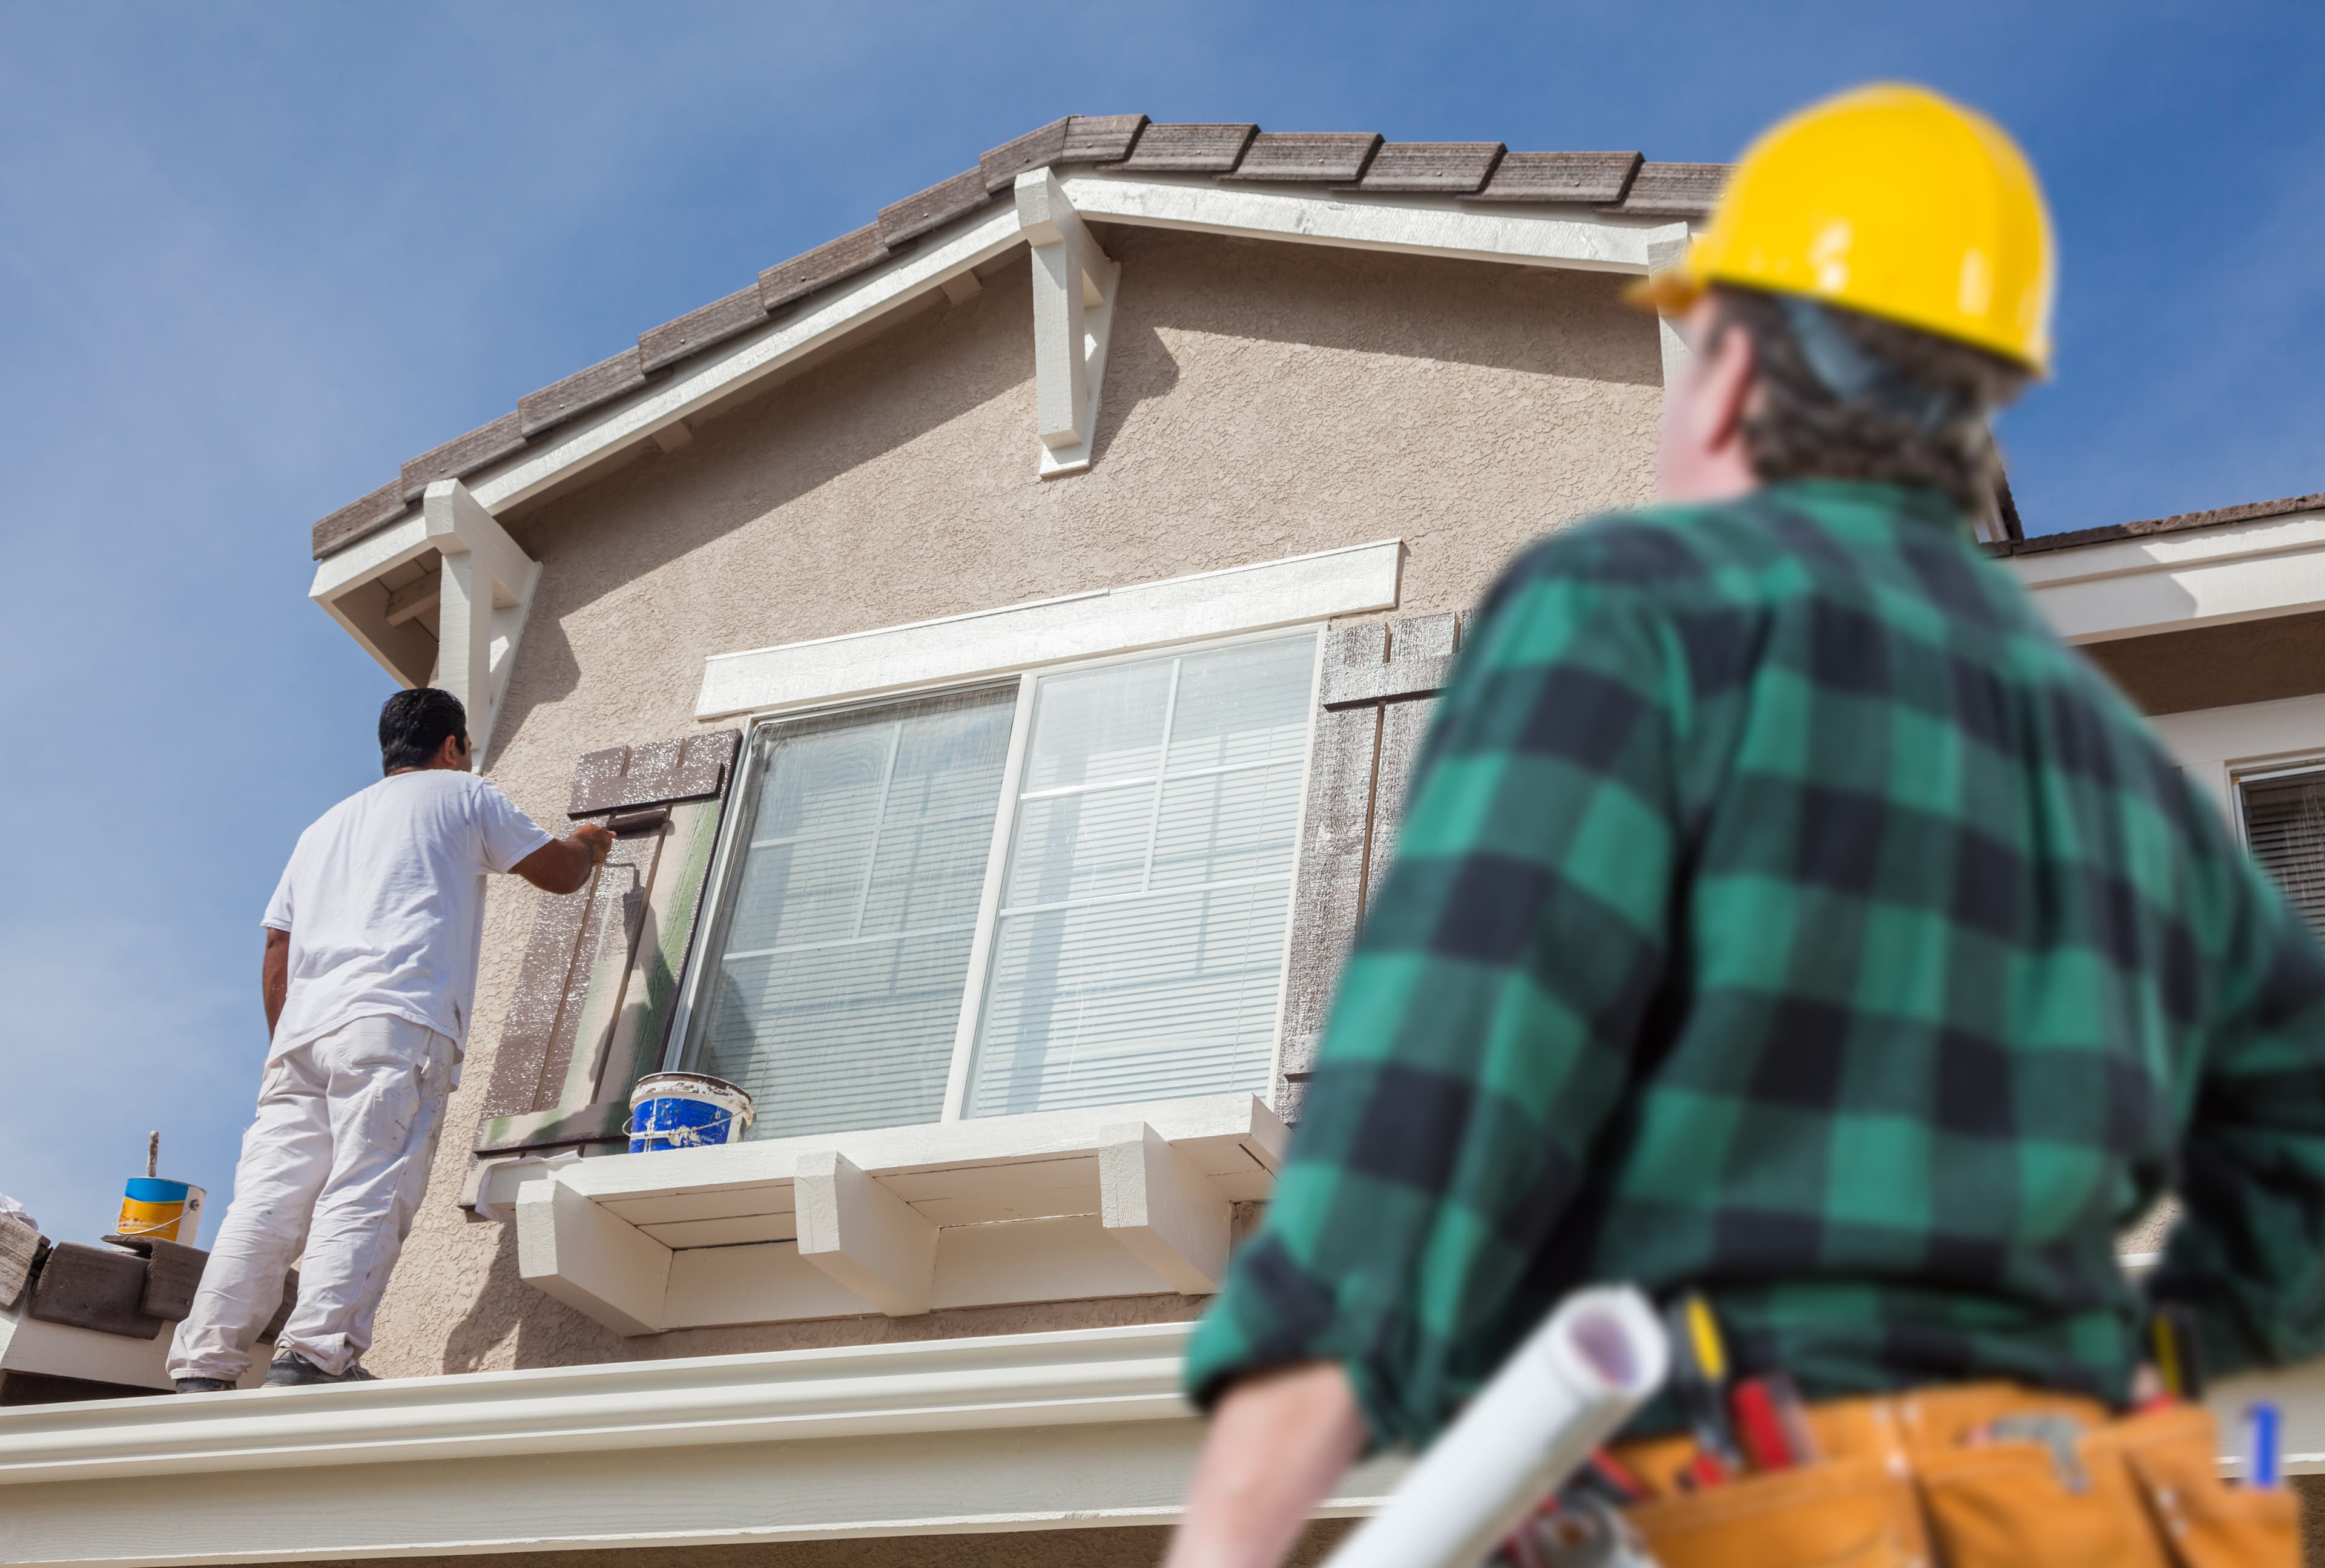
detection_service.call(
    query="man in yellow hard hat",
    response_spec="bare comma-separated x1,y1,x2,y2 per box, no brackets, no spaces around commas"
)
1164,85,2325,1566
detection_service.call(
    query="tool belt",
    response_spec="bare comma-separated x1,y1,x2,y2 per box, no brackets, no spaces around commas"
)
1607,1382,2295,1567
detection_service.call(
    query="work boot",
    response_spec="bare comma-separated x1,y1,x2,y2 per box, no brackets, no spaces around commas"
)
263,1351,378,1387
173,1377,235,1394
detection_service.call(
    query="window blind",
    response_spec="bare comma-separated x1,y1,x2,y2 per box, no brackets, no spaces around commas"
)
2240,769,2325,940
966,634,1317,1118
688,686,1015,1139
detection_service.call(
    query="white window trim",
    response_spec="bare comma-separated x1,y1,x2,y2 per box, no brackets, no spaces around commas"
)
693,537,1401,719
667,622,1325,1128
2149,693,2325,829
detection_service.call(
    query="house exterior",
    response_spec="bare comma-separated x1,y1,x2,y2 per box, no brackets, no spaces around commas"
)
5,115,2325,1567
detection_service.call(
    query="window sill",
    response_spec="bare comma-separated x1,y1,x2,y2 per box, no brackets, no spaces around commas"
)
483,1093,1287,1335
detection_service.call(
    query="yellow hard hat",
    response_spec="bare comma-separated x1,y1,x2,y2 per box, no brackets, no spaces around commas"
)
1631,84,2056,372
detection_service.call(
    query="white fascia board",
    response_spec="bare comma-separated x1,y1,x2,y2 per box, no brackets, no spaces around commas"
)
0,1322,1414,1567
697,539,1401,719
1058,171,1690,276
2010,511,2325,644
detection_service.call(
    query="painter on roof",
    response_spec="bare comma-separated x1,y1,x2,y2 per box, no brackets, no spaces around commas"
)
166,689,614,1391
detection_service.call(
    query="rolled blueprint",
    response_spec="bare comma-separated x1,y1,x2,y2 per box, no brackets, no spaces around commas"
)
1322,1285,1669,1568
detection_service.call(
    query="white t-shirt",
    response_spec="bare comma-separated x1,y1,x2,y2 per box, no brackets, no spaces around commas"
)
263,771,555,1076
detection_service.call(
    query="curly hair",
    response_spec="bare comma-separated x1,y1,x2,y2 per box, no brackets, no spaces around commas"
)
1704,284,2031,515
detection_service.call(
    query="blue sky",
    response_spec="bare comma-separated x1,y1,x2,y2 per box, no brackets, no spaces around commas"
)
3,2,2318,1244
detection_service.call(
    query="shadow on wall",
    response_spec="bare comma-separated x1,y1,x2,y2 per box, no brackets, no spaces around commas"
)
439,1222,638,1375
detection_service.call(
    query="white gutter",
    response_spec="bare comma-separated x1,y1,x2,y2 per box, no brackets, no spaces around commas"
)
0,1322,1408,1566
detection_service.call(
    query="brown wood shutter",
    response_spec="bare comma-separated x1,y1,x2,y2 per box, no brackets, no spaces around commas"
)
1278,613,1468,1124
474,730,740,1157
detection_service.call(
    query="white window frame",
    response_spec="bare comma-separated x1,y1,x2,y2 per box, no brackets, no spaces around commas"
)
662,622,1329,1132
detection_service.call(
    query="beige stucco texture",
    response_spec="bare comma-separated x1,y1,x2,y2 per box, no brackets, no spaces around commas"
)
368,222,1663,1379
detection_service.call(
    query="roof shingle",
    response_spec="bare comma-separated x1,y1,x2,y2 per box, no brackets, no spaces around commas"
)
877,168,992,248
1114,122,1258,173
518,348,651,439
1342,142,1505,194
1470,150,1641,205
1224,131,1383,185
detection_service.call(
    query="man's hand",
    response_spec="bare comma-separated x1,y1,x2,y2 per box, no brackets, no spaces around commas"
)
1163,1362,1367,1568
513,823,617,895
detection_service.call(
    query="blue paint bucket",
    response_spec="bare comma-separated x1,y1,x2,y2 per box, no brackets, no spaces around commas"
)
628,1073,756,1153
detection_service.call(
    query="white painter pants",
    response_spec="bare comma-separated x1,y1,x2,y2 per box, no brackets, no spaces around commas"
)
168,1015,455,1381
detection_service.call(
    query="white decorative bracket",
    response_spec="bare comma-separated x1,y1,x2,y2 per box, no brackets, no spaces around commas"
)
423,478,541,762
1097,1122,1230,1294
515,1176,669,1336
1643,228,1695,390
795,1148,938,1317
1015,168,1120,477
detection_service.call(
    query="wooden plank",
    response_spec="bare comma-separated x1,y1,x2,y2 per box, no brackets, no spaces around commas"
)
638,1214,798,1249
138,1242,205,1323
757,223,889,311
534,834,658,1115
1321,610,1459,705
877,169,991,248
310,478,405,560
603,1188,794,1227
1114,123,1257,173
567,730,740,815
1098,1125,1228,1295
1062,113,1147,163
28,1246,160,1340
383,573,439,627
1277,625,1388,1086
400,411,524,501
978,117,1070,193
1470,150,1643,205
518,348,650,438
795,1150,936,1317
638,285,768,374
473,1099,629,1156
1343,141,1504,194
479,869,596,1119
0,1217,37,1311
1224,131,1382,185
1367,697,1437,912
1612,161,1727,216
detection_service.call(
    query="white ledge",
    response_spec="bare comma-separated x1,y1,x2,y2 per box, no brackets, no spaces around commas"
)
696,539,1401,718
0,1321,1411,1565
498,1094,1288,1336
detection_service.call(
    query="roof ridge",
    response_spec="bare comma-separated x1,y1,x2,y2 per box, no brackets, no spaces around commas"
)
313,114,1725,558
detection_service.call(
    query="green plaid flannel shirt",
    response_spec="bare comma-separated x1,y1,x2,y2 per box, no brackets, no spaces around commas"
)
1186,479,2325,1449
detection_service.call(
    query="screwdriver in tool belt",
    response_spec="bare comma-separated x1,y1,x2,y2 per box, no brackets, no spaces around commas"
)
1663,1292,1742,1484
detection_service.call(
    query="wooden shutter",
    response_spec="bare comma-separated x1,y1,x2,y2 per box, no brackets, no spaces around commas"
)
1277,612,1466,1123
474,730,740,1158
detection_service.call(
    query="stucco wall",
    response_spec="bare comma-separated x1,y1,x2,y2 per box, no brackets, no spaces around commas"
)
368,221,1663,1379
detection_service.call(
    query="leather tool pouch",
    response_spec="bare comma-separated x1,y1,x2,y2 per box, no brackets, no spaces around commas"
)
1623,1394,2296,1568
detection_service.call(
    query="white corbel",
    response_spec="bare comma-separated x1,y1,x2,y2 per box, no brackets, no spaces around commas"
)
795,1148,937,1316
1015,168,1121,477
423,479,541,762
1098,1122,1230,1294
1644,226,1697,389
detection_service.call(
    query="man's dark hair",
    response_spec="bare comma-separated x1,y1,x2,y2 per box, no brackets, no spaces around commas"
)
1706,284,2031,515
380,688,469,775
